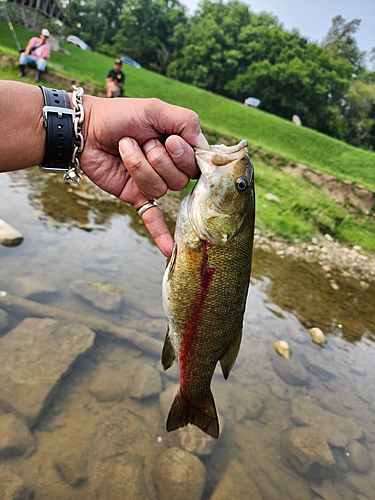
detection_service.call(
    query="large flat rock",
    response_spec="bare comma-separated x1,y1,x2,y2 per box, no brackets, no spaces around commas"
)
291,398,363,447
0,317,95,427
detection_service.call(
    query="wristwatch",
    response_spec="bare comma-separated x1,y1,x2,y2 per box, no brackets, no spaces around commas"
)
39,86,74,173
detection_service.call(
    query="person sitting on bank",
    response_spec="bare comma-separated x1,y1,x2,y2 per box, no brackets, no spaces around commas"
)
106,58,125,98
19,28,51,83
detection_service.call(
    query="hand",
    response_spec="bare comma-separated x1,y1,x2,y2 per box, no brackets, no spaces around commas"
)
79,96,209,257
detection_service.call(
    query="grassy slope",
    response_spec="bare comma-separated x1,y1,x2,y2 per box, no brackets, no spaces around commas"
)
1,21,375,251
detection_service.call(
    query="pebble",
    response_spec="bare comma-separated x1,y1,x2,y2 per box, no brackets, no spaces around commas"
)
274,340,292,359
309,327,326,346
253,232,375,283
55,453,87,487
0,218,24,247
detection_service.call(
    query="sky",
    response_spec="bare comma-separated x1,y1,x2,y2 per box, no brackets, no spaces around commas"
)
182,0,375,55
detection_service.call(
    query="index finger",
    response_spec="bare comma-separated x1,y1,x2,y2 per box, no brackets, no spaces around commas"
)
140,205,174,258
146,99,209,150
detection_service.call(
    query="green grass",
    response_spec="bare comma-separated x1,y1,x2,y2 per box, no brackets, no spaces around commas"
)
255,163,375,251
1,20,375,252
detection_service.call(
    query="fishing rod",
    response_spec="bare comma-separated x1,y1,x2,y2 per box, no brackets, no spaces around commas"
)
4,9,22,52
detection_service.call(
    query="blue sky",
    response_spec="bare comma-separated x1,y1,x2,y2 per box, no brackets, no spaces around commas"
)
182,0,375,55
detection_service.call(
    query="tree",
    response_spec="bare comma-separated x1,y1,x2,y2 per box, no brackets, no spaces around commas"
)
63,0,124,51
341,79,375,150
322,15,365,74
111,0,188,73
167,0,252,93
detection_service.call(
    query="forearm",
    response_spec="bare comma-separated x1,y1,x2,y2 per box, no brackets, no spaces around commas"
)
0,81,45,171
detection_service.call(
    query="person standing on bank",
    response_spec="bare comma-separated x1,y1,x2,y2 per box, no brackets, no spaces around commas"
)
19,28,51,82
106,58,125,98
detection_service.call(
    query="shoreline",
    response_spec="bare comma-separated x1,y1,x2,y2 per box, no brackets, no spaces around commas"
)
156,193,375,285
253,230,375,286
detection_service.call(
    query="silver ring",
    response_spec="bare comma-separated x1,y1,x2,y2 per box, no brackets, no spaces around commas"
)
137,199,158,217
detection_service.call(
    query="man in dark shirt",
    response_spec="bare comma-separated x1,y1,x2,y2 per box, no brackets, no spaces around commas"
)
106,59,125,97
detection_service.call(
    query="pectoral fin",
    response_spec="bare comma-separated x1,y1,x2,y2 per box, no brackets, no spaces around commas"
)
161,325,177,370
220,327,242,380
164,243,177,282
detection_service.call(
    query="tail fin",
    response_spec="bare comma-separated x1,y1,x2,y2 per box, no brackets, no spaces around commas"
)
166,390,219,439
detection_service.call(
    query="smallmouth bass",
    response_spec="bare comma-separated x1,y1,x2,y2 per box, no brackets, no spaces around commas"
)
162,140,255,438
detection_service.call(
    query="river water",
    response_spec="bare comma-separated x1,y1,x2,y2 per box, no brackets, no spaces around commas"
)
0,168,374,499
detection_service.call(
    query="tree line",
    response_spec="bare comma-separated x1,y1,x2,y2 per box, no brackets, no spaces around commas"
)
62,0,375,151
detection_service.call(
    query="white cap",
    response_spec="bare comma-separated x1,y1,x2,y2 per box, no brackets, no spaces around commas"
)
41,29,50,37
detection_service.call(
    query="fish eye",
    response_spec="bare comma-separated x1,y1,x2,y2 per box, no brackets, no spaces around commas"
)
235,176,251,192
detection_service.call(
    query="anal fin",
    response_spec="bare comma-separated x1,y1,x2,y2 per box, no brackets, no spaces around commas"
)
161,325,176,370
219,327,242,380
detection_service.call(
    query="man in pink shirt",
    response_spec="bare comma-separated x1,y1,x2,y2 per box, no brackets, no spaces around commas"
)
19,29,51,82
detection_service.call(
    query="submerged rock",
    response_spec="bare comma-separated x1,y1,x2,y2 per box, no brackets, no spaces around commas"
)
300,354,335,381
55,453,87,487
0,277,59,301
153,447,206,500
179,414,224,456
0,317,95,426
291,398,363,447
210,459,262,500
0,465,33,499
0,219,24,247
232,391,264,422
272,353,309,386
89,366,124,403
281,427,335,478
344,440,372,473
71,280,123,311
96,454,147,500
0,309,9,332
311,478,342,500
129,364,162,399
0,414,36,459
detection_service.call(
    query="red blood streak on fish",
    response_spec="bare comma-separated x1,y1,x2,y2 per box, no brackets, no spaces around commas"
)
179,241,214,400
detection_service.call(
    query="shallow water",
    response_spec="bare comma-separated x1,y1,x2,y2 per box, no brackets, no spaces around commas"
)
1,168,375,499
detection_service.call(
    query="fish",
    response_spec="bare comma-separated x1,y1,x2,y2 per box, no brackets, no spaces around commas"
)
161,139,255,439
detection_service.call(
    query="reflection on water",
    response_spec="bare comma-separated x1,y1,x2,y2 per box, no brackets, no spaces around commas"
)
0,169,375,499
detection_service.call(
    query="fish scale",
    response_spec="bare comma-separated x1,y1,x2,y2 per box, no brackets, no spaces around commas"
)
162,140,255,438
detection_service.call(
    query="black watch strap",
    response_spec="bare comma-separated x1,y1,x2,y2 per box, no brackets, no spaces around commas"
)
39,86,74,173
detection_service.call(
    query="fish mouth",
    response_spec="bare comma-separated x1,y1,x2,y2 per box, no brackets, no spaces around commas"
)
194,139,248,156
194,140,248,172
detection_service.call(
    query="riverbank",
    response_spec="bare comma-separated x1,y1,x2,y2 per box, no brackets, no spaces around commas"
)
149,188,375,285
48,174,375,285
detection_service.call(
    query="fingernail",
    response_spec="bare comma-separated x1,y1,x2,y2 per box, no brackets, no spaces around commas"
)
167,141,183,157
196,132,209,150
119,137,135,154
143,139,158,154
